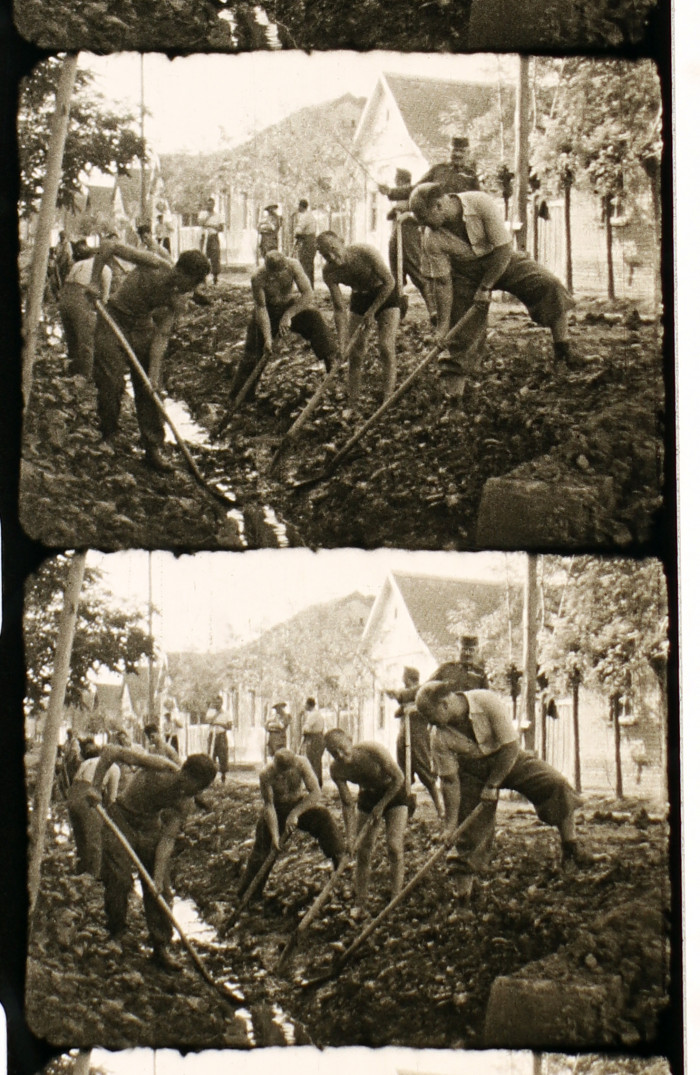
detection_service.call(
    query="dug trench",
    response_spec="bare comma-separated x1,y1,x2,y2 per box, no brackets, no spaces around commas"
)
26,780,670,1052
20,278,664,551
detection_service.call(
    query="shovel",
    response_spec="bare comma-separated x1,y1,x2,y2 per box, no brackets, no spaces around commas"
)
95,804,242,1008
94,301,237,514
268,290,389,472
274,795,391,973
222,828,296,935
296,798,497,988
214,347,274,439
289,303,488,492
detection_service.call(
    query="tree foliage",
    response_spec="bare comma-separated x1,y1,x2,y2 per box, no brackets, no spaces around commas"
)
24,557,154,714
18,59,145,219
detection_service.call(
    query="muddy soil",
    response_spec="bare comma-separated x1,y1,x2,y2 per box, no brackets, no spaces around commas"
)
20,279,664,553
26,781,670,1052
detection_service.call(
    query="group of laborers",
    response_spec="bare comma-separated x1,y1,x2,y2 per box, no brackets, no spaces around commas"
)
49,136,583,472
59,635,592,973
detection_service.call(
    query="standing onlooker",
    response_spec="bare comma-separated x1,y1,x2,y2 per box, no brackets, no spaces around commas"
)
293,199,317,287
301,697,325,787
198,197,224,284
258,204,283,259
207,695,232,784
264,701,291,758
144,722,180,765
66,739,121,876
58,252,113,377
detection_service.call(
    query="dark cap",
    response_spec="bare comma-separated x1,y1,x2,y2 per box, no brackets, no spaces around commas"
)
460,635,479,650
451,136,470,151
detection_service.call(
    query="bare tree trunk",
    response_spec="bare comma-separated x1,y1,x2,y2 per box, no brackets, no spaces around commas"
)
22,54,79,406
514,56,530,253
603,193,615,300
28,551,87,917
74,1050,92,1075
571,667,582,793
521,554,538,752
564,179,573,293
612,691,624,798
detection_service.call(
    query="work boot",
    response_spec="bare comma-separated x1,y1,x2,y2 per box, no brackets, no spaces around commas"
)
150,944,181,972
554,340,587,371
399,294,410,321
143,446,174,473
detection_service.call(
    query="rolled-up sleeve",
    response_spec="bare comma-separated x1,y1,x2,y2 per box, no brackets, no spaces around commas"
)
462,193,512,253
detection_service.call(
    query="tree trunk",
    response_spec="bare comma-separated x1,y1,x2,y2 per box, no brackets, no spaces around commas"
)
532,198,539,262
603,194,615,300
514,56,530,253
572,669,582,793
521,554,538,752
28,551,87,917
540,697,547,761
22,54,79,406
612,691,624,799
564,179,573,293
74,1050,92,1075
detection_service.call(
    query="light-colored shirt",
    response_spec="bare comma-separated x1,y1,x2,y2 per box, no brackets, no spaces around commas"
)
198,210,224,236
75,756,120,801
295,210,317,238
422,192,512,278
434,689,517,776
66,256,112,299
302,709,325,735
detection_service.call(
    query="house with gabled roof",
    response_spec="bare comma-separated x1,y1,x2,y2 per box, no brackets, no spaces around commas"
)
350,72,503,254
357,570,508,750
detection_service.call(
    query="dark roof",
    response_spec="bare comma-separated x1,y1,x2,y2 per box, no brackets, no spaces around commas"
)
391,571,509,657
383,73,505,163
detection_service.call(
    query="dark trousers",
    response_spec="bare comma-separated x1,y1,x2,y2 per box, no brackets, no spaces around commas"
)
396,717,438,794
93,309,164,451
295,237,317,287
58,283,97,376
66,780,103,876
238,803,343,897
389,221,434,313
454,750,581,874
205,234,221,280
209,730,229,780
303,733,325,787
230,304,335,400
100,802,172,949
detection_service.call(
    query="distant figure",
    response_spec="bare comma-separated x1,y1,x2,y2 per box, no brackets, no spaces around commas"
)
294,199,318,287
301,697,325,787
430,635,489,691
198,197,224,284
207,696,232,783
58,253,112,376
258,204,283,259
264,701,292,758
55,231,74,285
155,213,173,256
163,712,180,756
66,739,120,876
378,167,436,321
386,665,444,820
144,722,180,765
416,135,480,194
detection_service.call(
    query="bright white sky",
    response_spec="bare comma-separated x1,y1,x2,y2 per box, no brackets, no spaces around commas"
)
83,51,518,156
87,549,525,653
89,1045,537,1075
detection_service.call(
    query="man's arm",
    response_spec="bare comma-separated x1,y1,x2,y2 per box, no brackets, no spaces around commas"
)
153,806,188,892
361,247,395,310
431,276,453,339
323,270,348,352
330,765,357,848
260,768,281,849
279,259,314,329
89,239,171,292
481,741,519,800
471,244,512,304
285,757,321,829
91,745,179,794
365,744,403,822
148,306,179,391
252,275,274,353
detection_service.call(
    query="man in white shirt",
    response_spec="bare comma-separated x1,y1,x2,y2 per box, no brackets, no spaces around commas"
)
408,182,580,414
294,199,318,287
415,681,590,897
58,253,112,377
198,197,224,284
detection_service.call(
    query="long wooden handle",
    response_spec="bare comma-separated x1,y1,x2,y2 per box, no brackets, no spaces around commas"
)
95,804,239,1005
324,303,488,477
216,350,273,436
311,799,497,984
95,301,235,511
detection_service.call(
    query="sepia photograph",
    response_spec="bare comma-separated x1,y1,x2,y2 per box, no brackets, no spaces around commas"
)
18,52,665,552
24,550,671,1052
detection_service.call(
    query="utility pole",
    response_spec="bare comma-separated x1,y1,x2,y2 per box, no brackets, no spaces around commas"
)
513,56,530,253
148,551,155,724
521,553,538,752
140,55,147,222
